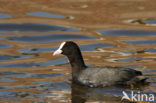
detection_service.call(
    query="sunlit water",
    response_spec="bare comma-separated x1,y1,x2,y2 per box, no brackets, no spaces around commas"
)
0,11,156,103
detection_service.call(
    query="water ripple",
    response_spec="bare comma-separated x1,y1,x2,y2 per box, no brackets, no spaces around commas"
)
98,30,156,36
0,23,78,32
0,43,12,49
0,14,12,19
27,12,64,18
127,40,156,45
1,34,96,43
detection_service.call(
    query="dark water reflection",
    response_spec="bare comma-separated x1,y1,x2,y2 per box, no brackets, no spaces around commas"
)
0,62,41,68
0,72,27,78
120,57,151,62
0,42,12,48
1,34,96,43
127,40,156,45
0,55,32,61
122,65,141,69
0,58,68,68
80,43,114,51
0,91,49,99
71,83,155,103
0,23,78,32
145,48,156,53
0,78,16,82
98,30,156,36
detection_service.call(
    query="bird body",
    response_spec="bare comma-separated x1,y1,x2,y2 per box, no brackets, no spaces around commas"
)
77,67,143,87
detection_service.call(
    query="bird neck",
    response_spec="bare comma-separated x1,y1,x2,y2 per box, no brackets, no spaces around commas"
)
67,51,86,80
67,53,86,70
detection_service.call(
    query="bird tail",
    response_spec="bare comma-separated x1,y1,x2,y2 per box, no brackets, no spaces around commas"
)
127,76,149,85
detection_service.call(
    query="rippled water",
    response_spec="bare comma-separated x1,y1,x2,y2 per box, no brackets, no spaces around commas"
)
0,14,12,19
0,2,156,103
1,34,95,43
127,40,156,45
0,23,78,32
98,30,156,36
146,20,156,24
27,12,64,18
0,42,12,48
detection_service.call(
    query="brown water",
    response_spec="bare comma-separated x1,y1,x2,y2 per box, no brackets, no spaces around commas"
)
0,0,156,103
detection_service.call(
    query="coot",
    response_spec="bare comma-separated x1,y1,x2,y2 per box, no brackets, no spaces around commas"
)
53,41,147,87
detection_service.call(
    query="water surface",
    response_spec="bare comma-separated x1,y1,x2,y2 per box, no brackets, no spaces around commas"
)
146,20,156,24
0,14,12,19
98,30,156,36
127,40,156,45
0,43,12,48
18,43,114,54
0,2,156,103
0,23,78,32
27,12,64,18
1,34,96,43
0,55,32,61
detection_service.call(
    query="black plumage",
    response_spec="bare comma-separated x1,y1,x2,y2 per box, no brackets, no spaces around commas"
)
53,41,148,87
